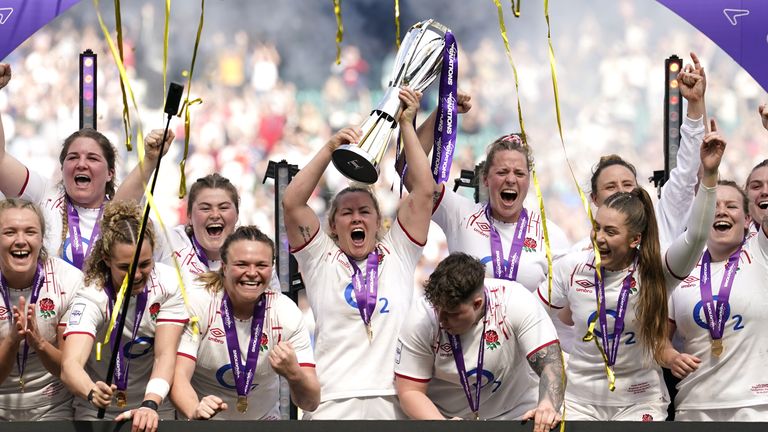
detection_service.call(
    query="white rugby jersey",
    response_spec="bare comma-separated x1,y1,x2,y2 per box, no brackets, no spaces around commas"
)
433,185,573,351
292,218,423,402
539,184,716,406
19,170,103,269
669,230,768,410
395,278,558,420
177,288,314,420
63,262,188,417
0,257,83,411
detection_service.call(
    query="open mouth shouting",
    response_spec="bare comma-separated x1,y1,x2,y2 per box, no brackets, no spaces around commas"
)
74,174,92,187
499,189,518,206
758,200,768,210
350,228,366,247
712,220,733,233
206,223,225,238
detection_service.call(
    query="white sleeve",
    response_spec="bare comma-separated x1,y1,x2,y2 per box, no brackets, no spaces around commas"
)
664,183,716,284
393,298,438,382
63,287,106,338
157,277,190,326
279,296,315,366
508,288,559,357
431,184,472,232
18,168,51,202
657,115,704,245
544,220,571,260
176,291,210,359
537,252,575,309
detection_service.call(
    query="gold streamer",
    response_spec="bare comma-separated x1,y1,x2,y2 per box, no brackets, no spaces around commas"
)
543,0,606,403
491,0,553,315
511,0,521,17
177,0,206,198
394,0,401,49
334,0,343,65
113,0,132,150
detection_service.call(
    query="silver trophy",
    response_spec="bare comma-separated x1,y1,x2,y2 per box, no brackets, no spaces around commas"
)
332,19,450,184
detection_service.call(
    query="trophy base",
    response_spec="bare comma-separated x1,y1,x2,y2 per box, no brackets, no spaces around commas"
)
332,145,379,184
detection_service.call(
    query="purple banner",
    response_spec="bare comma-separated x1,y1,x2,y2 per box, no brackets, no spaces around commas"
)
658,0,768,92
0,0,81,61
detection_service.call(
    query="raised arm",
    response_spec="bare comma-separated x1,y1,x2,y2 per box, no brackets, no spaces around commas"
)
523,343,565,432
282,127,361,250
395,88,434,244
113,129,175,202
0,64,31,197
400,91,472,193
665,119,725,280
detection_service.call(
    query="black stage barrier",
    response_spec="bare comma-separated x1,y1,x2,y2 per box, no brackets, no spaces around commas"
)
4,421,767,432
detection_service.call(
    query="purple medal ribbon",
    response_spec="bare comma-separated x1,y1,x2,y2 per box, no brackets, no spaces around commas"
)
220,291,267,399
111,281,148,393
66,196,105,269
348,251,380,331
447,290,488,418
430,31,459,184
593,258,637,366
699,247,741,341
190,234,210,269
0,262,45,387
485,206,528,281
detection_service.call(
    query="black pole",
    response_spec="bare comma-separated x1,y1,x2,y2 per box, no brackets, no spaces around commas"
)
97,83,183,418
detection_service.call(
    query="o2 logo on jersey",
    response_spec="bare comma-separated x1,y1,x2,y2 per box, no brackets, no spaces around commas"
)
216,364,259,390
692,295,744,331
122,336,154,359
466,368,501,393
586,311,637,345
343,283,390,314
61,236,92,266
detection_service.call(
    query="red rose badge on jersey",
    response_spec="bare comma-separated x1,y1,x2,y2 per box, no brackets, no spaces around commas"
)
38,298,56,319
260,332,269,352
523,237,537,252
149,303,161,321
484,330,500,350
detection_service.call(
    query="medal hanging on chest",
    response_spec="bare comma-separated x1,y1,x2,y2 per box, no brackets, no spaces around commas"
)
348,250,379,343
699,247,741,357
221,291,267,414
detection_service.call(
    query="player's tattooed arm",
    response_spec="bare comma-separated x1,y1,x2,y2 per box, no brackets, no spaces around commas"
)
527,343,565,411
298,225,314,244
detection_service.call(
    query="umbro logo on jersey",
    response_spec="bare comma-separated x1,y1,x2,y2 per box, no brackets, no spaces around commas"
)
208,327,225,344
680,275,699,288
575,279,594,293
0,306,8,320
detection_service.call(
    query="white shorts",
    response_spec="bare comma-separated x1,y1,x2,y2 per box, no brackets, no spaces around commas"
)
564,395,667,421
0,399,74,421
676,405,768,421
302,395,405,420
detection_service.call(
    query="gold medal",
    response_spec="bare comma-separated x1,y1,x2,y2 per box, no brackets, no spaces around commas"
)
237,396,248,413
711,339,723,356
19,377,24,392
366,324,373,343
116,390,127,408
474,411,479,420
